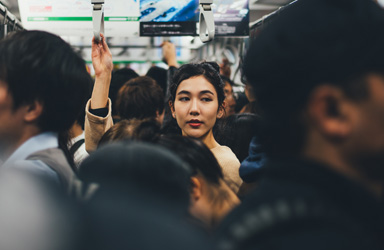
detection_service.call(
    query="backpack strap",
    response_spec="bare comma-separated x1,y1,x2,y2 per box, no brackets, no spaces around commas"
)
70,139,85,156
27,148,75,191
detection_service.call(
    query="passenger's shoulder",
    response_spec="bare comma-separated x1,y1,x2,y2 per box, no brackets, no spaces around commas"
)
211,145,236,157
10,159,60,184
212,146,240,166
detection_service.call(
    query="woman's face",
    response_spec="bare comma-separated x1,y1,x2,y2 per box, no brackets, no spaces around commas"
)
171,75,223,139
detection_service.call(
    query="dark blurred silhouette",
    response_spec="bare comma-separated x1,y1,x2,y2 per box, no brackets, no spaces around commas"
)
214,113,260,163
215,0,384,249
146,66,168,96
109,68,139,120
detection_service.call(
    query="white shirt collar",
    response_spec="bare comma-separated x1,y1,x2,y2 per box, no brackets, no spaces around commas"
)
2,132,59,167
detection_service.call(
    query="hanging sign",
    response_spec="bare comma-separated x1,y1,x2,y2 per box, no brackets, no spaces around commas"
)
139,0,199,36
18,0,141,37
213,0,249,36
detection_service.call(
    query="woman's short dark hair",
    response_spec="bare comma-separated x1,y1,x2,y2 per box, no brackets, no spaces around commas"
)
169,62,225,110
156,135,223,185
146,66,167,95
109,68,139,116
116,76,164,120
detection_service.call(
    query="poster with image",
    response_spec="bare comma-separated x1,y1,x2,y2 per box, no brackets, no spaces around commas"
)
139,0,248,37
212,0,249,36
140,0,199,36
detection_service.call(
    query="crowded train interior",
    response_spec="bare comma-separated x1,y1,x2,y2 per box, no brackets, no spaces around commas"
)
0,0,384,249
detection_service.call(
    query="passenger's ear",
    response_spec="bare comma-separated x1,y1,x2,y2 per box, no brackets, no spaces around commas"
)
190,177,202,202
307,85,352,139
217,101,225,119
156,109,165,118
24,100,43,123
155,110,165,124
169,101,176,118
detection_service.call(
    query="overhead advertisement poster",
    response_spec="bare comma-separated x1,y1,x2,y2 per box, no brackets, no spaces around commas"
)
18,0,141,37
213,0,249,36
139,0,248,37
140,0,199,36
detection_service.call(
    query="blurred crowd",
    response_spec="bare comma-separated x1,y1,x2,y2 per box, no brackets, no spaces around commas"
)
0,0,383,249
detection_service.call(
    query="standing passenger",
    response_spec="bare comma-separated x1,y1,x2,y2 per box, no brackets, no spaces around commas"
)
84,36,165,152
109,68,139,123
215,0,384,249
0,31,91,190
221,76,237,117
157,135,240,228
169,62,242,193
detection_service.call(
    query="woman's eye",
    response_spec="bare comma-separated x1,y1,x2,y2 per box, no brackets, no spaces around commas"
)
179,97,189,101
201,98,212,102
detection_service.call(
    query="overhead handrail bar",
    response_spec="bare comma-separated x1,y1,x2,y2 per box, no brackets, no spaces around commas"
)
2,6,7,37
249,0,297,30
10,16,17,33
0,2,23,35
199,0,215,43
92,0,105,42
8,11,15,33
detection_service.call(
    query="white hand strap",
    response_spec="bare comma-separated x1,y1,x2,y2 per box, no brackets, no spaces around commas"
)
92,0,105,41
199,0,215,43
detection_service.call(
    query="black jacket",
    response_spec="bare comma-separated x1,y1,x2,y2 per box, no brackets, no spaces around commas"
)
215,159,384,250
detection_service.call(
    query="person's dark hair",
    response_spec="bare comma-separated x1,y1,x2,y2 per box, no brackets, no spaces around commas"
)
234,92,249,113
146,66,167,96
220,75,234,87
243,0,384,158
116,76,165,120
0,30,92,133
79,141,192,210
156,135,224,185
109,68,139,116
98,118,161,147
169,62,225,110
214,113,260,162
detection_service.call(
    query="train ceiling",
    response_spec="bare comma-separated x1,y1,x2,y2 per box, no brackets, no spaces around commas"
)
1,0,294,22
0,0,295,65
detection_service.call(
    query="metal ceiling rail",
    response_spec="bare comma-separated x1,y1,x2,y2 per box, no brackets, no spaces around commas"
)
74,45,192,49
0,1,23,38
249,0,297,30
